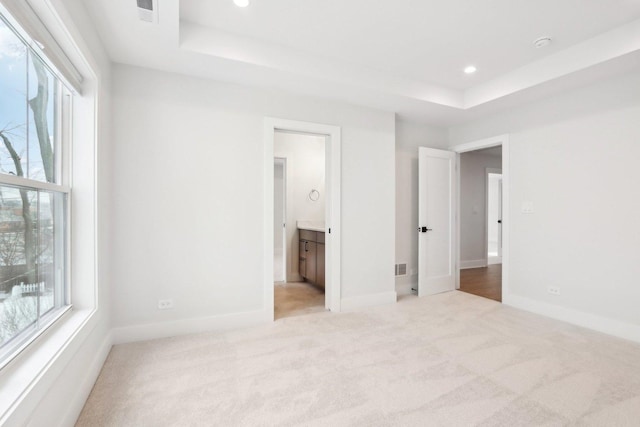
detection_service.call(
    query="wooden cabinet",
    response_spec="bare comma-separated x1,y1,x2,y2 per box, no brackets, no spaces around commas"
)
299,230,325,289
316,243,325,288
304,240,317,282
298,241,306,278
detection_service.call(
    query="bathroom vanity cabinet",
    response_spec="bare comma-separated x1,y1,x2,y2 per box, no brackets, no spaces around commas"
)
299,229,325,289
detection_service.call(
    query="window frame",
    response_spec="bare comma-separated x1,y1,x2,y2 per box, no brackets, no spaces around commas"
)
0,9,73,370
0,0,101,422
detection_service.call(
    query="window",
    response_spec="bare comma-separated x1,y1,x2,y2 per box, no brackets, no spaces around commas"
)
0,10,69,365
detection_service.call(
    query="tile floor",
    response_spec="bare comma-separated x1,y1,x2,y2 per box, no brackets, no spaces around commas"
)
274,281,326,320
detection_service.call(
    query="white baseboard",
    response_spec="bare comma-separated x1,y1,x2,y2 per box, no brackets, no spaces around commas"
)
488,256,502,265
504,294,640,344
112,310,269,345
460,259,487,269
340,291,397,312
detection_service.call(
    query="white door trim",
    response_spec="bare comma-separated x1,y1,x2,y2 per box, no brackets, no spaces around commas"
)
451,135,509,302
264,118,342,320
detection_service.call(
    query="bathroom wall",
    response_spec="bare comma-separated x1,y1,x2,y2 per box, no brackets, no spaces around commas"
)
274,159,286,281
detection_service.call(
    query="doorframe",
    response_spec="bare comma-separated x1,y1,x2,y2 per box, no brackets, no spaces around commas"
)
274,157,287,283
451,134,510,302
264,118,342,320
485,168,502,265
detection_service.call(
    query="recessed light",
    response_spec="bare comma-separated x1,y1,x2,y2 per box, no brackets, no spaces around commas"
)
533,37,552,48
464,65,477,74
234,0,250,7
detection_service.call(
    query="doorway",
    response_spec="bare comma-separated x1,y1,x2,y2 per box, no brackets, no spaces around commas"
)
273,132,326,319
416,135,509,303
264,118,341,321
453,136,509,303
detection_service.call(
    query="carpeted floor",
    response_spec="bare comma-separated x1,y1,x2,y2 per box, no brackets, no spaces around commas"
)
76,291,640,426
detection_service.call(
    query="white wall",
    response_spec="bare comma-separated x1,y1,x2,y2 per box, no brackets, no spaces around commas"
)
449,70,640,342
110,64,396,340
0,0,113,426
459,150,501,268
274,132,325,282
395,119,448,294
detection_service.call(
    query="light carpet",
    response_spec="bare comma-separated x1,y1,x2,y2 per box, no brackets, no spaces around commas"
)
76,291,640,426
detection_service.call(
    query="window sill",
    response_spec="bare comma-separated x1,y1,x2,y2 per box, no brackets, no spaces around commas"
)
0,306,98,424
0,305,73,371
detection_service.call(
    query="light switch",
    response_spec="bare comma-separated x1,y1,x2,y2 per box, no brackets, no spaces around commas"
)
521,201,534,214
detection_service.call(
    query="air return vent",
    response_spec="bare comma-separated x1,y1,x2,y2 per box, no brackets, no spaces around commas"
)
137,0,156,22
395,263,407,276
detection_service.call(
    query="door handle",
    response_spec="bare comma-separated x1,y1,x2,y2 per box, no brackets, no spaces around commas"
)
497,220,502,224
418,226,433,233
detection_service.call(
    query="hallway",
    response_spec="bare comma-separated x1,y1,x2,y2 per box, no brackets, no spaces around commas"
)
460,264,502,302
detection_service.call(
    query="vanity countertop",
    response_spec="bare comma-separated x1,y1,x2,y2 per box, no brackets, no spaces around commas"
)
297,221,325,233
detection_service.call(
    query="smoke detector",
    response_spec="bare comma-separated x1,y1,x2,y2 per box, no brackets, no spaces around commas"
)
137,0,157,22
533,37,552,48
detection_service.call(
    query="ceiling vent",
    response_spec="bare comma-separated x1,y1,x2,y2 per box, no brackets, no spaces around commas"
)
137,0,157,22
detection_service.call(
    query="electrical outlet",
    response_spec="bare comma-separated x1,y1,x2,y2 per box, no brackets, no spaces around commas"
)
158,299,174,310
547,287,560,296
522,201,535,214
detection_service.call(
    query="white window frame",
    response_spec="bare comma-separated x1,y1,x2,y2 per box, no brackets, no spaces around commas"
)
0,0,100,423
0,6,72,370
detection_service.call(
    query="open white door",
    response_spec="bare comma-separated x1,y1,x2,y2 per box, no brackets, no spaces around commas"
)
418,147,456,296
487,170,503,265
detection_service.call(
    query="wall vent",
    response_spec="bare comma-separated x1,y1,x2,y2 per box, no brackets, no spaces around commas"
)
395,263,407,276
137,0,156,22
